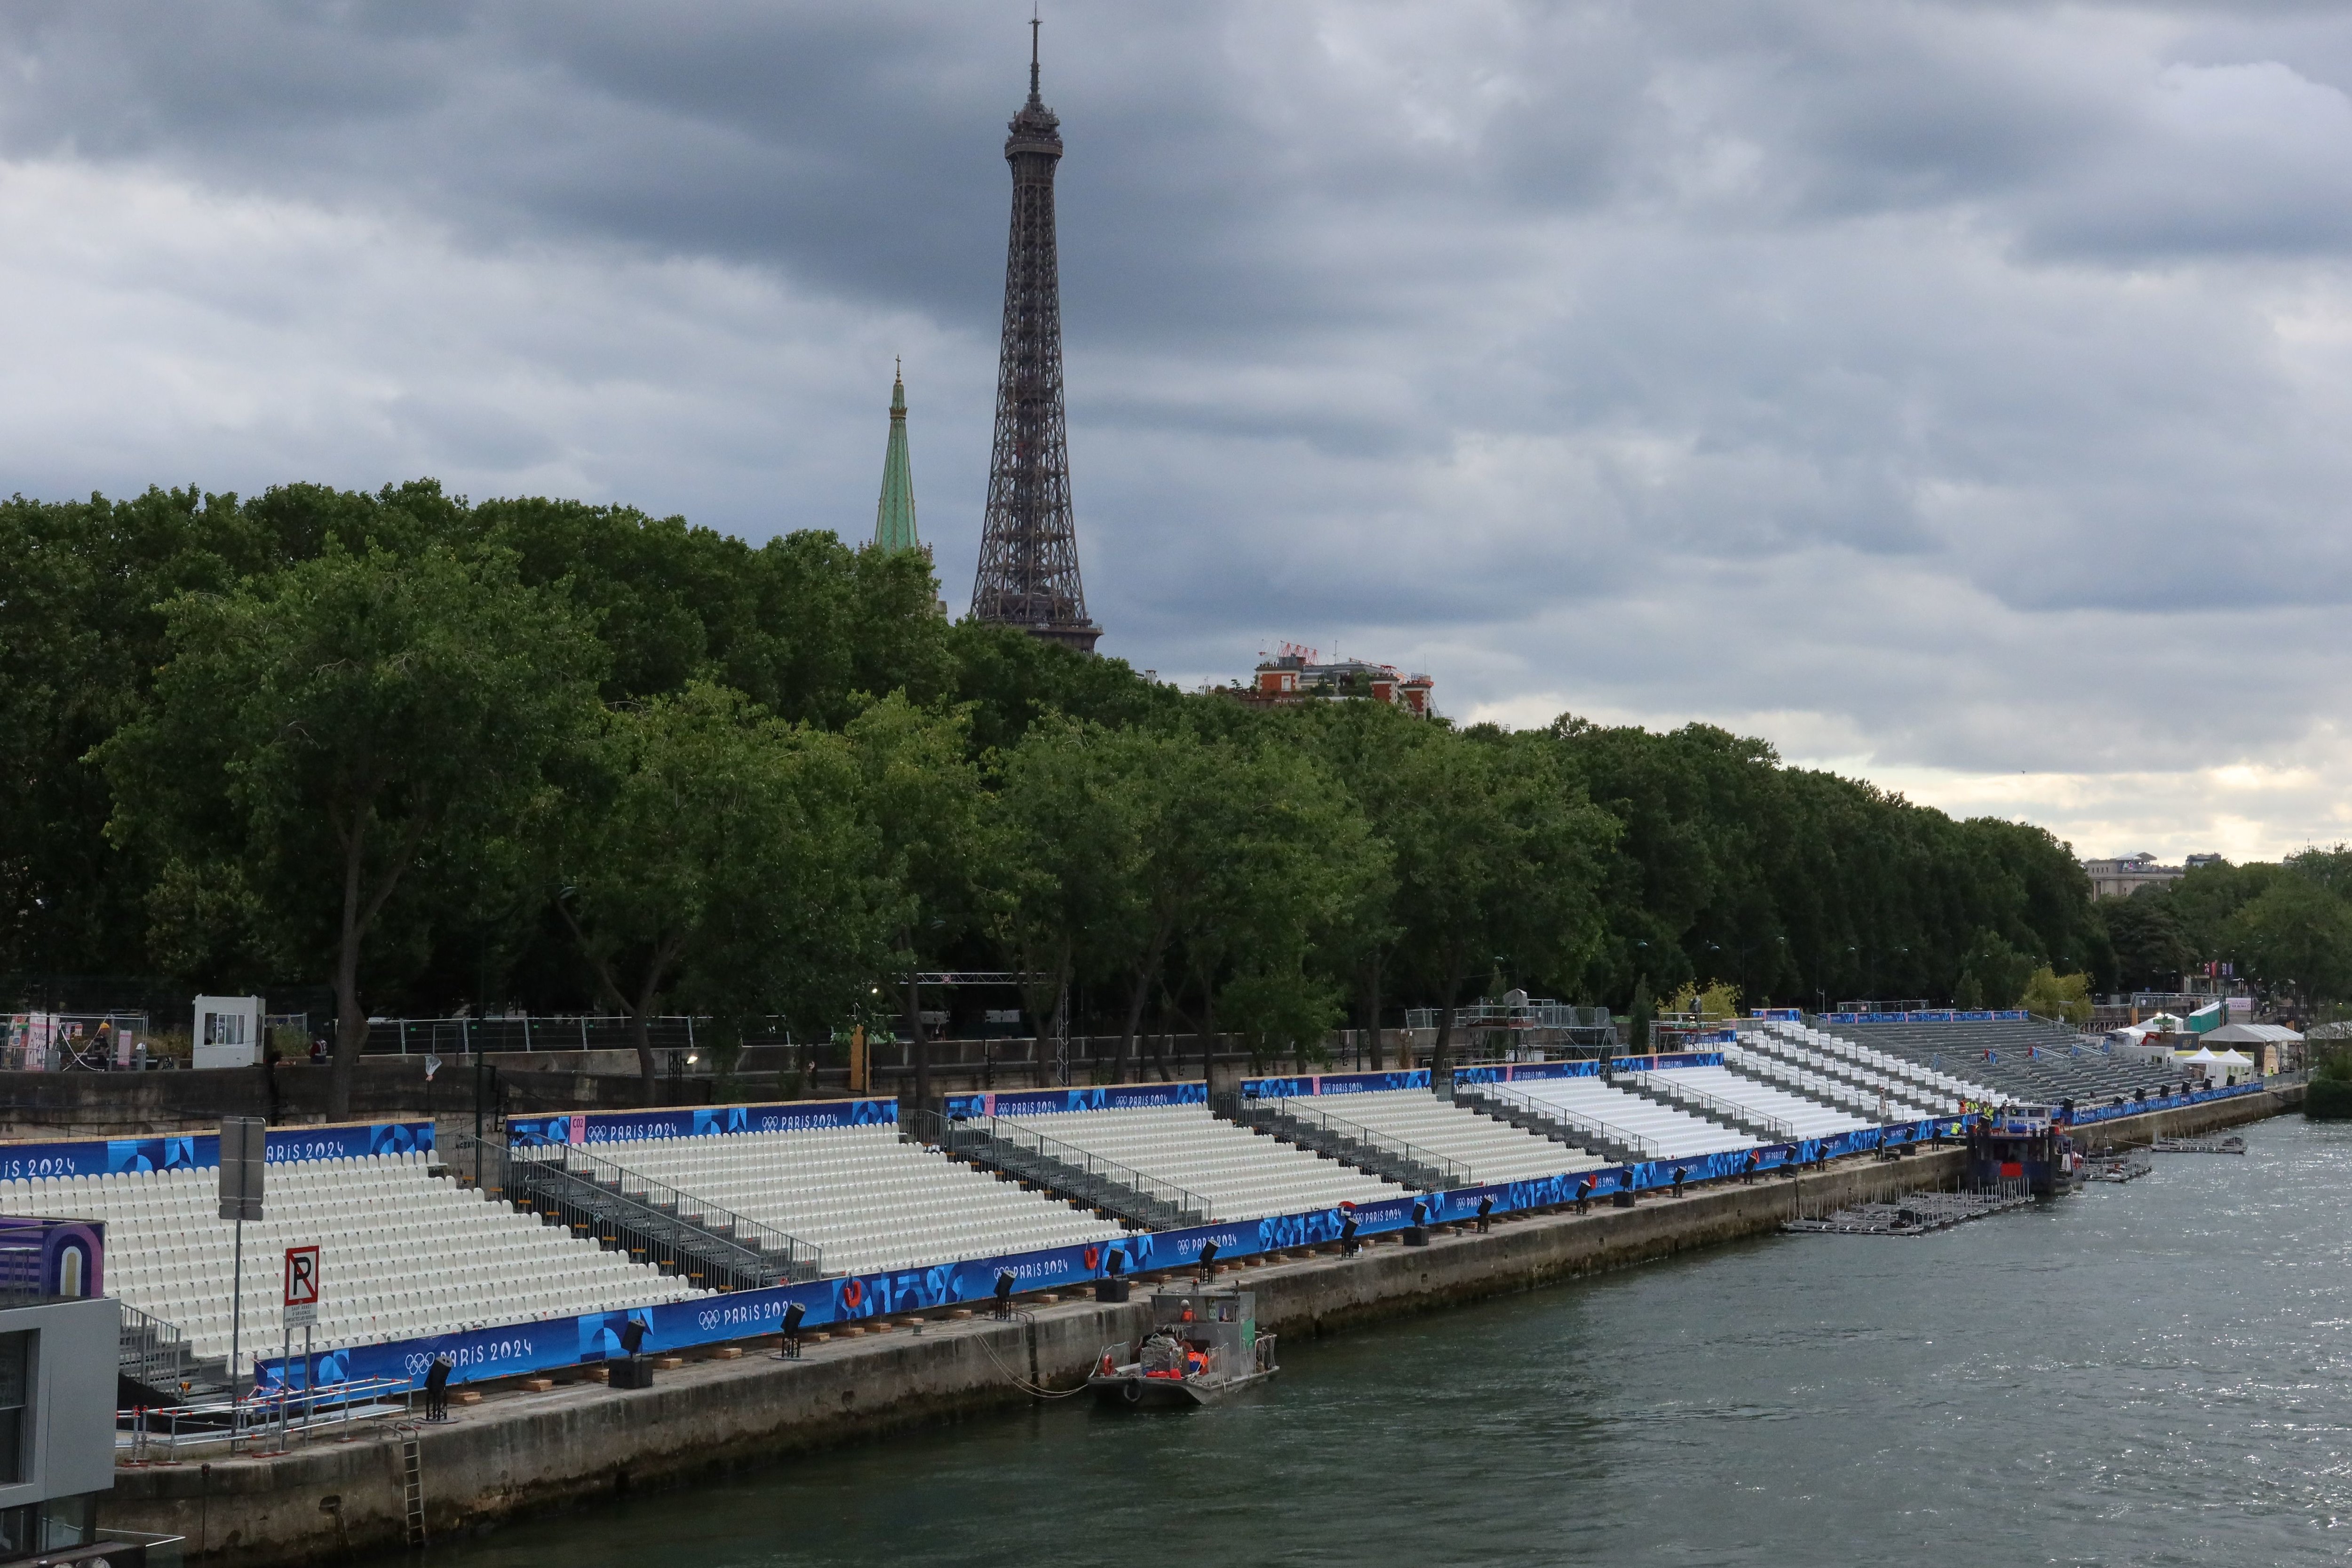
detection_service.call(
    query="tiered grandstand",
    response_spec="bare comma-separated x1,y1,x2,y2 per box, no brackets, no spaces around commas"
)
1735,1019,1989,1115
576,1122,1126,1276
6,1153,698,1366
1465,1074,1759,1162
25,1017,2229,1399
1300,1089,1607,1184
1628,1063,1875,1139
1818,1016,2187,1105
1001,1103,1398,1219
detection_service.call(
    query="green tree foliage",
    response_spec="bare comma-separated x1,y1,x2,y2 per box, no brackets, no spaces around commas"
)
1548,717,2106,1009
554,682,888,1104
47,474,2352,1090
2019,965,2093,1025
97,538,604,1116
1387,727,1617,1075
2223,877,2352,1008
2100,890,2193,993
0,486,278,975
845,694,997,1105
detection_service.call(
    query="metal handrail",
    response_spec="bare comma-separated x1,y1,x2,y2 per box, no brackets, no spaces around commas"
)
1457,1080,1659,1160
485,1133,824,1285
120,1374,414,1458
1731,1047,1917,1117
911,1109,1211,1228
118,1298,193,1393
1232,1096,1466,1191
1747,1035,1966,1106
1625,1070,1798,1139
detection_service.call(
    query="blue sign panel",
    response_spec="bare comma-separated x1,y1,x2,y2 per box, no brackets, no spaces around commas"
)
507,1099,896,1148
0,1122,430,1181
939,1083,1209,1120
1240,1070,1428,1100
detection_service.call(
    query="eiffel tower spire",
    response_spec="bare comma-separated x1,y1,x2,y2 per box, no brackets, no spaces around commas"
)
969,16,1101,653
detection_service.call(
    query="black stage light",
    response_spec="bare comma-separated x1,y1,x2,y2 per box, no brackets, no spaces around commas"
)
1476,1195,1494,1234
1107,1251,1126,1276
1339,1217,1360,1257
779,1301,807,1361
993,1269,1017,1318
1195,1242,1219,1282
1406,1200,1430,1247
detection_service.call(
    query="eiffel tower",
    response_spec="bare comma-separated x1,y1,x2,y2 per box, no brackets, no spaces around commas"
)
969,18,1101,653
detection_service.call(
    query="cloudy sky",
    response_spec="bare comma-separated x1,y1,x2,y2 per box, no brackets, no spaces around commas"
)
3,2,2348,861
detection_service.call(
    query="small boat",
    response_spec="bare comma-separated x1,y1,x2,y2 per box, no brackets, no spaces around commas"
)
1088,1286,1279,1409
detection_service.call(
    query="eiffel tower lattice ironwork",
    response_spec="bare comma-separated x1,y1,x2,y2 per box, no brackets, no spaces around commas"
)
969,18,1101,653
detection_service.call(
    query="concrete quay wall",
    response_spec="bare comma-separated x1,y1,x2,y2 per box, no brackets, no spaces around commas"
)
110,1091,2301,1563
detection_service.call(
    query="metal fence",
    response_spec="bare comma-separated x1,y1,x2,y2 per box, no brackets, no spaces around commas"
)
1455,1079,1661,1161
120,1375,415,1458
1226,1094,1466,1191
489,1133,825,1286
915,1109,1210,1229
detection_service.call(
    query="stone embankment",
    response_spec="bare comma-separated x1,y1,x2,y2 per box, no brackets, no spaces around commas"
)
108,1086,2296,1564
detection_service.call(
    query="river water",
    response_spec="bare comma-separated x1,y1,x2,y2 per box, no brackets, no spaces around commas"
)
440,1116,2352,1567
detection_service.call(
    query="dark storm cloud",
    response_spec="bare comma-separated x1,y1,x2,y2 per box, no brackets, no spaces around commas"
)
3,1,2352,851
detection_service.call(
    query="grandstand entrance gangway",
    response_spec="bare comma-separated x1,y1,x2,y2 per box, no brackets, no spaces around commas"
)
1217,1093,1466,1192
907,1110,1210,1230
477,1134,826,1287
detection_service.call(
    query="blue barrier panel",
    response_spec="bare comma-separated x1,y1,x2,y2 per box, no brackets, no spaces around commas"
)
1608,1052,1724,1072
2070,1081,2263,1125
1505,1060,1604,1082
940,1083,1210,1120
1453,1062,1605,1086
0,1121,431,1181
1240,1071,1427,1099
507,1099,896,1147
1822,1011,2027,1025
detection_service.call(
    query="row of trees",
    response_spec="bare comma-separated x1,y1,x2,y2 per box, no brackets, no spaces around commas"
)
2101,851,2352,1011
1,479,2302,1114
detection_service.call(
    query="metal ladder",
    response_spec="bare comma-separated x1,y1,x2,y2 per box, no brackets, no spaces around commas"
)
396,1423,426,1548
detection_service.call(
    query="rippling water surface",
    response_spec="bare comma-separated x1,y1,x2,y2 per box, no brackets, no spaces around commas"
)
441,1116,2352,1567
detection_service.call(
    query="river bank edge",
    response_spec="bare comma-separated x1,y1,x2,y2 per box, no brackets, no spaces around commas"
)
111,1087,2296,1564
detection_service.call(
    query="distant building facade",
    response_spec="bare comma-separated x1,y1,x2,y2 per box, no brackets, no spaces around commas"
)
1237,643,1433,716
2082,852,2220,900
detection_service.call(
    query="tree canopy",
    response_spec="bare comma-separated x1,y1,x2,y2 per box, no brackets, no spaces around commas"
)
18,475,2342,1106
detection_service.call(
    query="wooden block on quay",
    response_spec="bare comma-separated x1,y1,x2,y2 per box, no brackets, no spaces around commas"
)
453,1391,483,1406
654,1356,684,1369
582,1366,609,1383
711,1346,744,1360
1035,1293,1060,1304
949,1309,974,1320
521,1377,555,1392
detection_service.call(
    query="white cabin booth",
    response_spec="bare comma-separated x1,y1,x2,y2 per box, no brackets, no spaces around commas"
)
192,995,264,1069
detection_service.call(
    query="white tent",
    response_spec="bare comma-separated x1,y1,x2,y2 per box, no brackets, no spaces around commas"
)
2210,1046,2257,1083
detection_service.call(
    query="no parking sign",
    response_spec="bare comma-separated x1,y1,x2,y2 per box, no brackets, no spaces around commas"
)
284,1244,320,1328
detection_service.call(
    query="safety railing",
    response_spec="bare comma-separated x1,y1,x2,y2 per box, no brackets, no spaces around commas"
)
481,1133,824,1286
910,1109,1210,1229
1454,1079,1660,1161
119,1374,415,1458
118,1299,193,1395
1226,1095,1466,1192
1624,1071,1798,1140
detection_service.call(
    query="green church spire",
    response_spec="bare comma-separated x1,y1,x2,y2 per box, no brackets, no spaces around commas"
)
874,360,921,553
